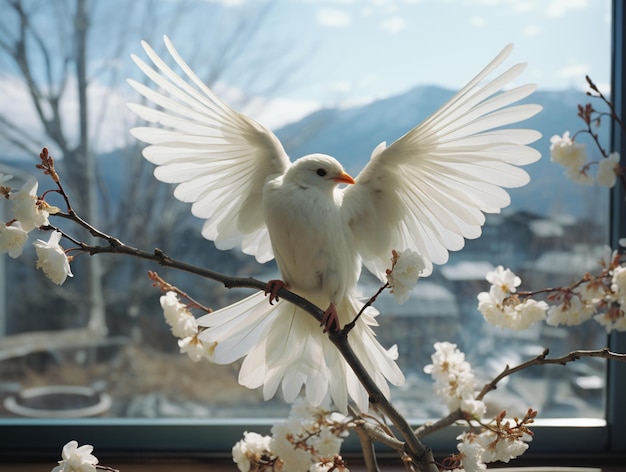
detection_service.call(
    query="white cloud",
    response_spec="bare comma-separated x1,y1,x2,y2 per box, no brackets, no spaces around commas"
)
469,15,487,27
558,63,589,80
304,0,356,4
0,76,46,154
214,82,321,130
329,80,353,93
0,73,322,156
380,16,406,34
545,0,588,18
523,24,541,36
202,0,244,5
468,0,502,5
243,96,321,130
513,1,537,13
316,8,351,27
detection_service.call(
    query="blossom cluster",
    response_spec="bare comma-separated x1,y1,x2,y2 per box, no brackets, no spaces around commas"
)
477,253,626,333
451,408,534,472
477,266,549,330
386,248,427,303
423,342,486,417
232,431,274,472
455,425,531,472
0,174,73,285
549,131,621,187
51,440,98,472
232,397,353,472
160,291,215,362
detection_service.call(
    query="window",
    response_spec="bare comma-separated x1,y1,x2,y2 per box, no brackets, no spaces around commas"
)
0,0,623,459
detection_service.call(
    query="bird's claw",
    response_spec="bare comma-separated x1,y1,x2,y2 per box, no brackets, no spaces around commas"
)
265,279,287,305
321,303,340,333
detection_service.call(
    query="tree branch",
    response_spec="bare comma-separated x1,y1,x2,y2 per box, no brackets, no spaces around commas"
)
477,347,625,401
46,195,438,471
414,410,464,440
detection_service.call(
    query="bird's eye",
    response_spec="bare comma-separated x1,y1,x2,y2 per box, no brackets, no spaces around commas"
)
316,168,327,177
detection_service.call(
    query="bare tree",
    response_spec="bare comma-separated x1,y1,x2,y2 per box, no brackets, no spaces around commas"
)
0,0,294,357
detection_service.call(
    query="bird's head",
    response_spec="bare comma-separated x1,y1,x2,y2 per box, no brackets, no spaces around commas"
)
287,154,355,191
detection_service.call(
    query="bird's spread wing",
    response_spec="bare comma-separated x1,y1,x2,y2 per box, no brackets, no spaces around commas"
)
342,44,542,279
128,36,290,263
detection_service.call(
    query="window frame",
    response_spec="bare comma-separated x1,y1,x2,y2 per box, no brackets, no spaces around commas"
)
0,0,624,461
608,0,626,456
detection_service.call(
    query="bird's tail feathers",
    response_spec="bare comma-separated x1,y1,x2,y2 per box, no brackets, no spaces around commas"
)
197,291,405,413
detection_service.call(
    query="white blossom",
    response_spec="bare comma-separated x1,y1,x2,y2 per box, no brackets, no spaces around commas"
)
271,424,314,471
476,431,529,463
549,131,587,169
232,431,273,472
459,398,487,418
457,430,530,471
611,265,626,305
11,178,50,232
423,341,468,378
266,397,351,470
594,310,626,333
178,335,215,362
456,433,487,472
310,426,343,457
290,395,326,420
580,280,608,305
270,415,315,471
160,291,198,338
516,299,549,328
386,249,427,303
546,296,596,326
478,288,547,330
51,440,98,472
33,231,73,285
597,152,621,187
486,266,521,296
328,411,350,431
424,342,485,417
565,165,594,185
477,288,506,318
309,460,349,472
0,221,28,258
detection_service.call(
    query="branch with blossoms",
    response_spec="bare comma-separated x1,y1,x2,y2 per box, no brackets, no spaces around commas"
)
478,254,626,333
1,149,441,471
550,76,626,188
4,139,624,472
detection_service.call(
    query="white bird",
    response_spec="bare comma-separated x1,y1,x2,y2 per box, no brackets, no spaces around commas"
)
127,37,542,413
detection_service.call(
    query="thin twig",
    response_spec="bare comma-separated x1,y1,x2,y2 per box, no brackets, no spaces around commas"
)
414,410,464,440
343,282,389,335
477,347,626,400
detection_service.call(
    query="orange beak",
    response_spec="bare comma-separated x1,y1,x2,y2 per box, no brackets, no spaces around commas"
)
334,171,356,185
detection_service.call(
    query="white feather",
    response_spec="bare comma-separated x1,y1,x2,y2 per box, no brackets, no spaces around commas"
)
343,45,542,279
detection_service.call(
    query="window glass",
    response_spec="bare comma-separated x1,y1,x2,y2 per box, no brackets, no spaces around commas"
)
0,0,613,429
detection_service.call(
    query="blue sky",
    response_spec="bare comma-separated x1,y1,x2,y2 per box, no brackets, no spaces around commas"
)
146,0,613,130
246,0,612,104
0,0,613,154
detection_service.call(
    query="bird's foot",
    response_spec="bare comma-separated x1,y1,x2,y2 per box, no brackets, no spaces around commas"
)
321,303,340,333
265,279,287,305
